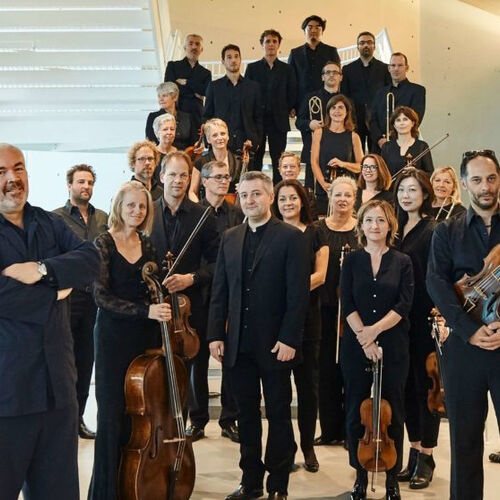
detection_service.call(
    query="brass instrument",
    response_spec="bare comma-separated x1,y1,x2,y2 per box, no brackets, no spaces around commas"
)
309,96,324,123
335,243,351,364
435,196,456,221
385,92,395,139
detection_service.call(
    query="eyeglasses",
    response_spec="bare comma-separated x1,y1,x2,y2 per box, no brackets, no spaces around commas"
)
205,174,231,182
136,156,155,163
462,149,497,160
323,70,341,76
361,164,378,171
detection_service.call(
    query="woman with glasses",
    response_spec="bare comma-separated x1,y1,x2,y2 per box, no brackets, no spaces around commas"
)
430,166,466,221
354,153,394,212
272,179,328,473
393,167,439,491
381,106,434,180
189,118,241,202
311,94,363,215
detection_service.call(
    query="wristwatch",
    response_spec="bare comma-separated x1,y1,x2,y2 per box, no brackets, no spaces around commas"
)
37,261,48,278
190,272,198,285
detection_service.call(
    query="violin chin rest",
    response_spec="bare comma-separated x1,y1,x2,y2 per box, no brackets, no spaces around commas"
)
481,293,500,324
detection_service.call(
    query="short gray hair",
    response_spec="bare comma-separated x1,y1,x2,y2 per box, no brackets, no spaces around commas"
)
239,171,273,195
156,81,179,99
201,160,227,179
153,112,176,138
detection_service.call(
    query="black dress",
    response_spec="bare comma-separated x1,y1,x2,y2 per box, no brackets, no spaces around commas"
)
430,202,466,222
291,225,327,454
88,232,160,500
340,248,414,482
381,139,434,179
315,220,358,442
354,188,394,213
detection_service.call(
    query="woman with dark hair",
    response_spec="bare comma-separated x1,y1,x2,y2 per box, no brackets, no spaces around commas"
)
311,94,363,215
273,179,329,472
340,199,414,500
393,167,439,491
381,106,434,179
355,153,394,212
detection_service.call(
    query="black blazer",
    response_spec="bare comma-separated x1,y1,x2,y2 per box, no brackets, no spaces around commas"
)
244,58,296,132
145,108,197,149
203,76,263,150
207,217,310,370
287,42,340,109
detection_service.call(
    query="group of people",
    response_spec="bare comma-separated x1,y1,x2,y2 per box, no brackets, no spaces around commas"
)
0,12,499,500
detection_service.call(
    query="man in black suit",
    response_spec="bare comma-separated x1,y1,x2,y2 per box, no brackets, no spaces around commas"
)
208,171,310,500
150,150,220,442
245,29,296,183
204,44,263,158
164,33,211,129
370,52,426,152
287,14,341,114
341,31,391,151
0,144,100,500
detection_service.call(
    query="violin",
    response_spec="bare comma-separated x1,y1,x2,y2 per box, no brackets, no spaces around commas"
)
118,261,195,500
455,243,500,324
164,251,200,360
335,243,352,364
426,308,447,417
358,347,397,493
184,124,205,164
224,141,251,206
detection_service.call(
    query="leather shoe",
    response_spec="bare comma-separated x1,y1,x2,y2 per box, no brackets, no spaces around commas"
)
267,493,287,499
489,451,500,463
397,447,419,481
350,480,367,500
289,463,300,473
303,448,319,473
221,423,240,443
385,483,401,500
78,418,96,440
313,435,344,446
185,424,205,442
225,485,263,499
410,453,435,489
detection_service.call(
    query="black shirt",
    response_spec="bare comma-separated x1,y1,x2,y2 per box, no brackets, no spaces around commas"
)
130,175,163,201
381,139,434,178
354,189,394,213
427,206,500,342
200,198,244,236
430,202,466,222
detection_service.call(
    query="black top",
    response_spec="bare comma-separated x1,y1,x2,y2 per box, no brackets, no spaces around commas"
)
354,189,394,213
145,108,197,150
430,202,466,222
194,149,241,195
341,248,414,341
381,139,434,178
130,175,163,201
93,232,155,319
200,197,244,235
316,220,358,307
427,206,500,342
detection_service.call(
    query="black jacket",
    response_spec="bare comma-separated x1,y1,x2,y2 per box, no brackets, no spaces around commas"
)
244,58,296,132
145,108,197,149
207,217,310,370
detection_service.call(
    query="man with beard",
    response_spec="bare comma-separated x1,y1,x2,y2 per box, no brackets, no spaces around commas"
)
296,60,343,189
127,140,163,201
341,31,391,151
53,164,107,440
0,144,100,499
204,44,263,158
427,150,500,500
164,34,211,129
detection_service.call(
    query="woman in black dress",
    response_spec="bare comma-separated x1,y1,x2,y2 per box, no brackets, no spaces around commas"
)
340,199,414,500
354,153,394,213
430,166,466,221
273,179,329,472
88,181,171,500
152,113,178,185
314,176,358,447
311,94,363,215
394,167,439,490
381,106,434,179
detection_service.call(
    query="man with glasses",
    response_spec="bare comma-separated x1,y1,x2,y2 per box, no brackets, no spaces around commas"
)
151,151,220,442
427,150,500,500
128,140,163,201
296,61,343,188
341,31,391,152
288,15,340,116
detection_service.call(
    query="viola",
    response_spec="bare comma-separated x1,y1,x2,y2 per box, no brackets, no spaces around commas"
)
184,124,205,164
455,243,500,324
118,261,195,500
224,141,251,206
426,308,447,417
164,251,200,360
358,347,397,493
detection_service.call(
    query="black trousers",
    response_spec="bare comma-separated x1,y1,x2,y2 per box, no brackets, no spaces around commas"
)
0,403,79,500
442,333,500,500
317,305,345,441
341,329,409,479
292,339,320,453
230,352,296,495
70,290,97,418
253,117,288,184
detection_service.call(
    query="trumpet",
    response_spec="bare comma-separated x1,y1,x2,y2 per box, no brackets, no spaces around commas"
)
386,92,395,139
309,95,323,123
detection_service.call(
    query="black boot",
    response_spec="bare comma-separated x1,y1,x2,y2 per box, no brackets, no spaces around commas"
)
397,447,419,481
410,453,435,489
385,482,401,500
350,470,367,500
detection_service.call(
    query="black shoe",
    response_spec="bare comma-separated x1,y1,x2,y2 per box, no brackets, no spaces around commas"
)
385,483,401,500
221,423,240,443
289,462,300,473
489,451,500,463
185,424,205,442
313,435,344,446
78,418,96,440
267,493,287,500
303,448,319,473
350,480,367,500
397,447,419,481
410,453,435,489
225,485,263,499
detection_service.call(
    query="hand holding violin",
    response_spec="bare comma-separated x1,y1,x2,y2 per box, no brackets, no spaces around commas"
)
163,273,194,293
148,303,172,322
469,321,500,350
